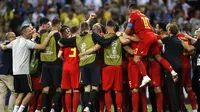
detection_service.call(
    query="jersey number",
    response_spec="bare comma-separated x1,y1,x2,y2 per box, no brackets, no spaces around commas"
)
69,48,76,57
141,17,151,29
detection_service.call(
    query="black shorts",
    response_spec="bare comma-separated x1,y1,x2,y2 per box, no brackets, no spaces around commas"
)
80,63,101,86
14,74,33,94
41,64,62,87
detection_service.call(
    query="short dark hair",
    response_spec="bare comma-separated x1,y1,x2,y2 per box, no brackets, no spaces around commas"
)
71,26,79,34
52,18,61,26
169,23,178,35
158,22,167,32
80,21,89,34
128,3,138,10
60,25,70,35
39,18,49,26
106,20,116,27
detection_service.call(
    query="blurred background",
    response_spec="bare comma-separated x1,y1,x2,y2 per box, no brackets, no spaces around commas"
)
0,0,200,41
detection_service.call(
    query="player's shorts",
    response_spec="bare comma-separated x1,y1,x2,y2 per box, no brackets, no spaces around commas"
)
80,63,101,86
32,74,43,91
148,59,163,86
41,64,62,87
14,74,33,94
61,64,80,89
135,32,160,56
128,62,141,88
180,55,192,87
102,65,122,91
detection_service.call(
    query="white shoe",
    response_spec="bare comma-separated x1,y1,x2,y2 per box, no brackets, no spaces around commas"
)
140,76,151,88
83,107,90,112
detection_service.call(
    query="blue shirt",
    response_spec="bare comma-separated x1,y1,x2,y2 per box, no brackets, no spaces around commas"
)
0,42,12,75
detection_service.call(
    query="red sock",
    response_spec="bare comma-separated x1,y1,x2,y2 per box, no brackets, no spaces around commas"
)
65,93,72,112
36,93,43,110
105,91,112,112
99,92,105,112
62,95,67,112
156,92,163,112
73,92,80,112
159,58,173,72
29,95,37,112
135,60,147,77
140,90,147,112
132,92,139,112
187,90,197,110
116,92,122,112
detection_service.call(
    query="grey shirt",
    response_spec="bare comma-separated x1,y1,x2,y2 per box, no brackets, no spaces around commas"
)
6,36,36,75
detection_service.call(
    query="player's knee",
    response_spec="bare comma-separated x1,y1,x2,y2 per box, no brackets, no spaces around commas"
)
186,87,192,92
155,55,162,61
84,85,91,92
56,87,62,92
73,89,79,92
115,90,121,94
132,88,139,92
42,87,50,93
154,86,162,93
133,56,140,63
91,86,98,91
66,89,72,93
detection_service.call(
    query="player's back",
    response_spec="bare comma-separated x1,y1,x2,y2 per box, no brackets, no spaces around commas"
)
62,47,79,65
129,10,153,38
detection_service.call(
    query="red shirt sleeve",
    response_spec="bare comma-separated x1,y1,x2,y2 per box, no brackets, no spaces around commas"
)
59,47,63,51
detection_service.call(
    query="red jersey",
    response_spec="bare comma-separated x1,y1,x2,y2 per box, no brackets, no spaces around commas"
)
128,10,152,38
60,47,79,65
176,33,191,55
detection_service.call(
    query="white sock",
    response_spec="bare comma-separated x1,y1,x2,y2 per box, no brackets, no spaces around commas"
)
13,105,19,112
35,110,41,112
17,105,25,112
193,109,197,112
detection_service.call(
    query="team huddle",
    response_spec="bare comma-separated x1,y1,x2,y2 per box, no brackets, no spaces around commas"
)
1,3,200,112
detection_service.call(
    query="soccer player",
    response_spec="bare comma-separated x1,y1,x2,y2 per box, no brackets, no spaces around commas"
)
125,3,177,87
59,21,118,112
0,25,55,112
58,25,80,112
40,18,63,112
181,29,200,112
176,30,197,112
0,32,17,112
148,22,168,112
